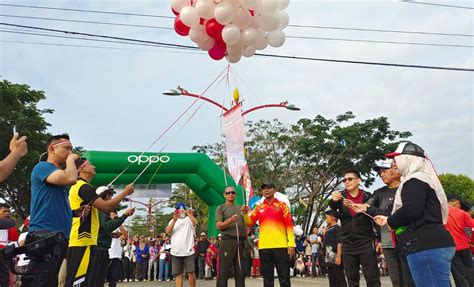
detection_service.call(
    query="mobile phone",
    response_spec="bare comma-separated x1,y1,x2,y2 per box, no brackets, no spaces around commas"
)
13,125,17,135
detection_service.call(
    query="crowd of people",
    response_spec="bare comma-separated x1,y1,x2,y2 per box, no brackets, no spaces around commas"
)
0,132,472,287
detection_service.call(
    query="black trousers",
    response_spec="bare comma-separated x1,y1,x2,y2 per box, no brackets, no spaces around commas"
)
217,238,245,287
383,248,415,287
342,242,381,287
87,248,109,287
327,265,348,287
259,248,291,287
0,261,9,287
107,258,122,287
65,245,96,287
451,248,473,287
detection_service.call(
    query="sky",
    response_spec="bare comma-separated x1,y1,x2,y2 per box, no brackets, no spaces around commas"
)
1,0,473,191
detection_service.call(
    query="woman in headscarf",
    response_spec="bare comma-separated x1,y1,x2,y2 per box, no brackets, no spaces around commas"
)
374,142,455,287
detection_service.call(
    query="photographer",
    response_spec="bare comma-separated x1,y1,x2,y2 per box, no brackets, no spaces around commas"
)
28,134,90,286
165,203,197,287
0,133,28,182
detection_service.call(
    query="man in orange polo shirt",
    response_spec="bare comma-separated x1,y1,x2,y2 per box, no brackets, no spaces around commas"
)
241,183,295,287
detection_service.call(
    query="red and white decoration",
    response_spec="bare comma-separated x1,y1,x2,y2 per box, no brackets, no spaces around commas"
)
171,0,290,63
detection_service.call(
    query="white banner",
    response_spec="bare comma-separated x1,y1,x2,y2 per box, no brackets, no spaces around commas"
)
223,104,246,184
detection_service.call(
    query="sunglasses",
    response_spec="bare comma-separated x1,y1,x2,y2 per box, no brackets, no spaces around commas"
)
342,177,358,183
225,191,236,195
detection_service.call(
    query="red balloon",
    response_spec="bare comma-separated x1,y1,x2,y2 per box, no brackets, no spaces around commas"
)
174,15,190,36
205,19,224,40
172,8,179,16
208,41,226,60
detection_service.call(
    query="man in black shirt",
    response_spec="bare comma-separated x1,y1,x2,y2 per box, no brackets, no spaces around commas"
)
322,210,347,287
196,232,210,279
366,160,414,287
329,170,381,287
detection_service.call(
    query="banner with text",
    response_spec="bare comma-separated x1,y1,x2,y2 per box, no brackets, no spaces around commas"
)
223,104,246,184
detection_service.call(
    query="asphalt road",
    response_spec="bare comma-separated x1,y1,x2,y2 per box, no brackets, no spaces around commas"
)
118,275,394,286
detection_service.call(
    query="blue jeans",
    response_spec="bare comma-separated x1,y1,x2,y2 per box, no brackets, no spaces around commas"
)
159,259,169,280
407,247,455,287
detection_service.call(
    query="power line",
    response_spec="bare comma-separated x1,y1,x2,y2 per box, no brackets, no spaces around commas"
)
254,53,473,72
1,14,471,49
0,29,196,50
286,35,472,48
0,14,173,30
403,1,474,10
1,3,471,37
0,39,205,55
288,24,472,38
0,22,472,72
0,3,174,18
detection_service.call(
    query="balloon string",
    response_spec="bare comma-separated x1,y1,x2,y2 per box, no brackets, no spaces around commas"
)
340,193,375,220
138,67,229,188
106,65,229,187
141,100,207,189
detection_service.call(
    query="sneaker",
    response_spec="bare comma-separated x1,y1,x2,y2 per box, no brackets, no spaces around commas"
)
166,279,171,281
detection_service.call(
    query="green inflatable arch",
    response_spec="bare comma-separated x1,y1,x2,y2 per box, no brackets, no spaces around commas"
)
83,151,243,236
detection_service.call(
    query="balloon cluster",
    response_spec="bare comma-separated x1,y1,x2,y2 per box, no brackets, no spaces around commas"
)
171,0,289,63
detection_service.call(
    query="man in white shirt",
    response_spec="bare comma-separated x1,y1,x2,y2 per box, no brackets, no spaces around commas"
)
165,202,197,287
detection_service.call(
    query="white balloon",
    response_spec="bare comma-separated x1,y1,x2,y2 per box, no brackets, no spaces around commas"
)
180,6,200,28
277,0,289,11
250,13,260,28
227,38,244,56
232,8,252,29
189,25,209,44
254,30,268,50
223,0,240,9
241,0,256,9
277,11,289,29
259,12,279,31
227,52,242,64
214,3,234,25
242,45,256,57
267,29,285,47
257,0,278,13
195,0,215,20
171,0,190,12
198,37,215,51
222,24,241,45
242,27,258,46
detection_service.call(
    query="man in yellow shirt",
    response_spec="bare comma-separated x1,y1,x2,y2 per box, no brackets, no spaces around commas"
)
241,183,295,287
66,158,134,286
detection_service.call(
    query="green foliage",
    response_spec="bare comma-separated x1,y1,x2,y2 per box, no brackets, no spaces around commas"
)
129,215,148,237
439,173,474,204
194,112,411,233
0,80,53,219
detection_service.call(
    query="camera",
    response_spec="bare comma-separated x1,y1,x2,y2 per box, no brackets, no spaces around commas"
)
0,231,66,286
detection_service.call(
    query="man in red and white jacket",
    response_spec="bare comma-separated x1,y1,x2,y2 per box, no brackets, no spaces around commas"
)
0,203,19,287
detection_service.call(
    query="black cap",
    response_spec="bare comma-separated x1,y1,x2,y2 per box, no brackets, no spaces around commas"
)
260,182,276,189
447,194,472,212
386,142,425,158
325,209,339,219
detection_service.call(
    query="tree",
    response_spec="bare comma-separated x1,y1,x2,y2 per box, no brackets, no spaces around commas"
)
193,112,411,234
129,214,148,237
0,80,53,219
168,183,209,234
439,174,474,204
291,112,411,231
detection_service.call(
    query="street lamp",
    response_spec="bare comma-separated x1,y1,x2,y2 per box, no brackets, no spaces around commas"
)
162,86,300,115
